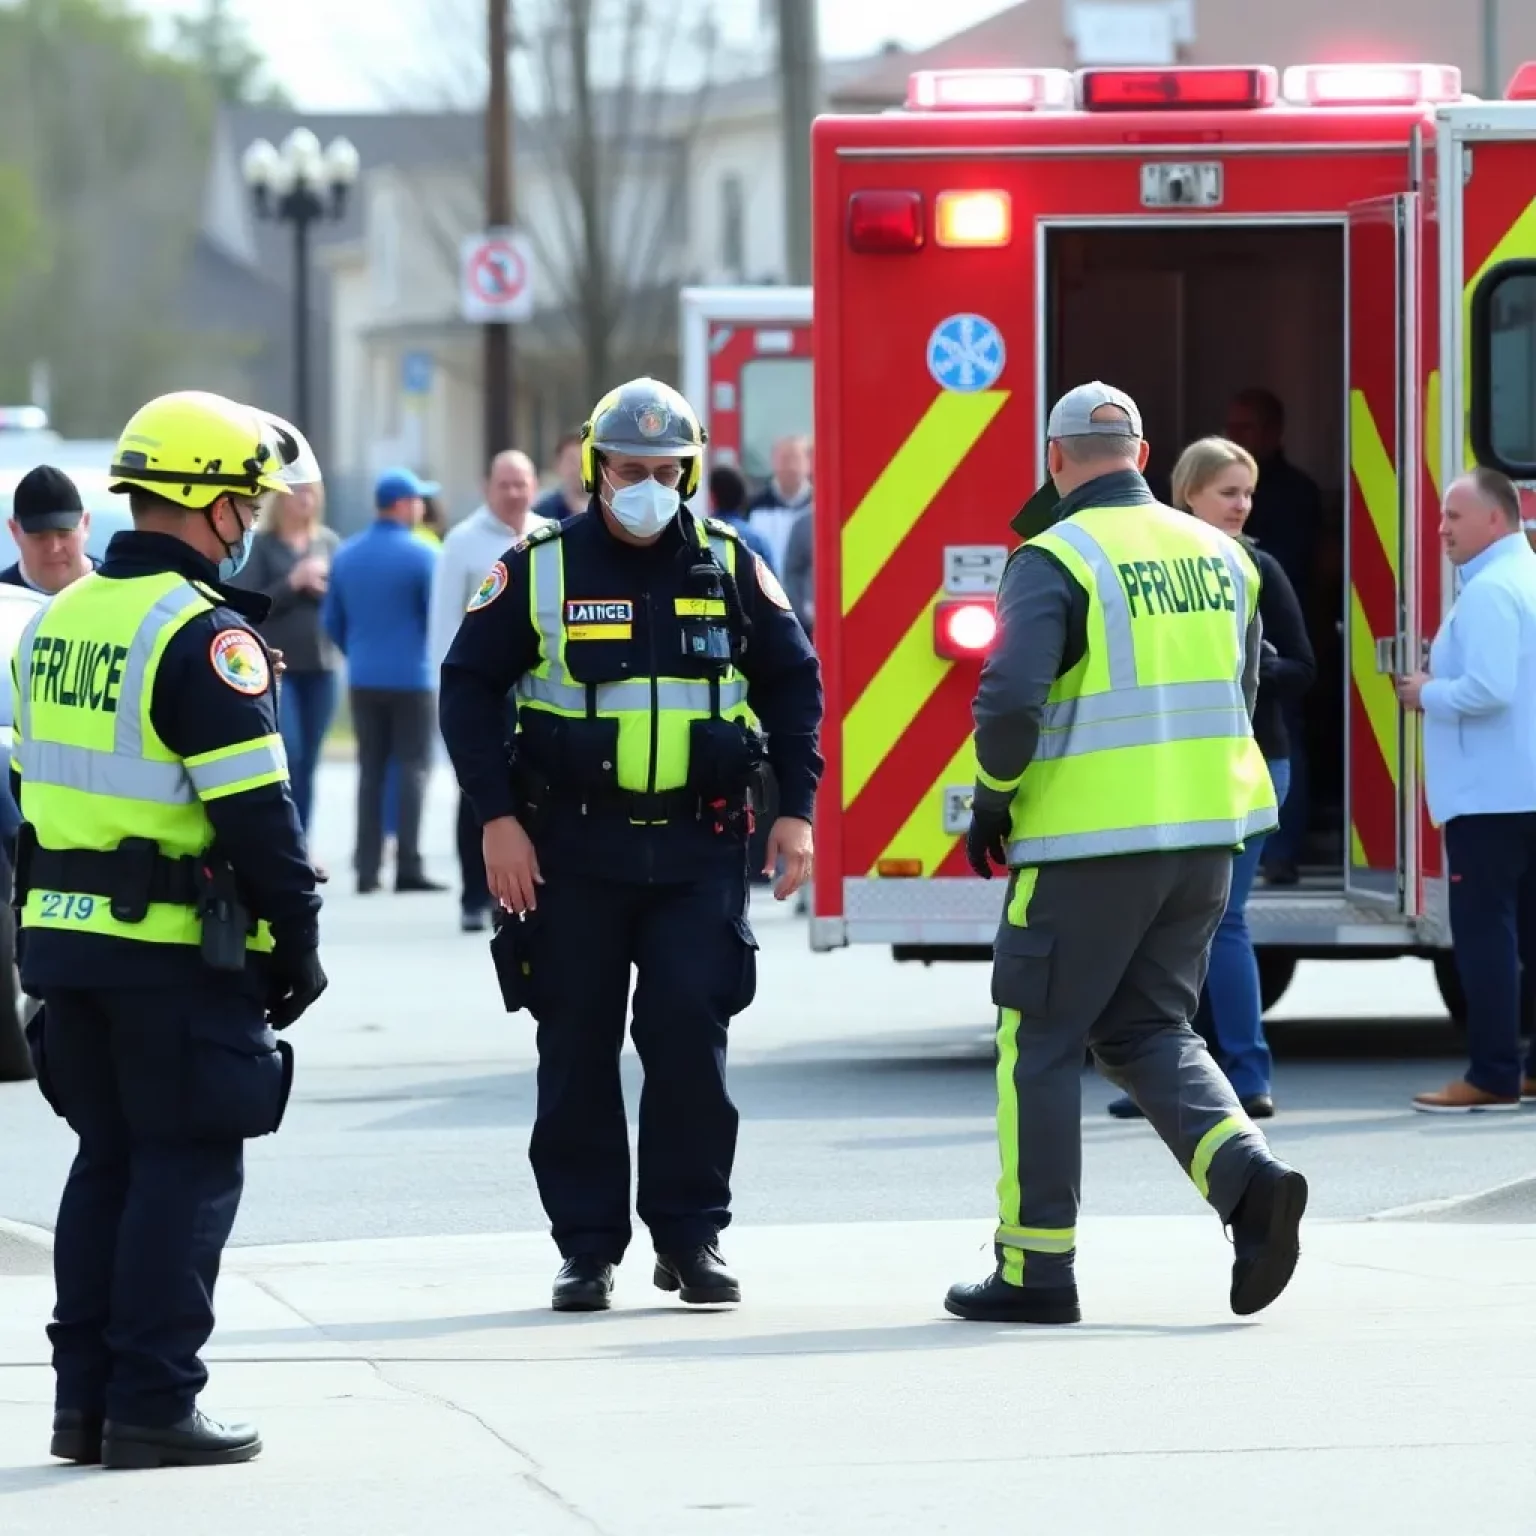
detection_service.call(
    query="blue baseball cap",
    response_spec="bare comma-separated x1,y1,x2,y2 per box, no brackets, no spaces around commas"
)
374,466,441,509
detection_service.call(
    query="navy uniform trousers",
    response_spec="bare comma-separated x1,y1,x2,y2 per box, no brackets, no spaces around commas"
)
525,871,758,1262
29,981,291,1427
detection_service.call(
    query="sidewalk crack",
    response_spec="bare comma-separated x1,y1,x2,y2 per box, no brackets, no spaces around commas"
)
367,1360,610,1534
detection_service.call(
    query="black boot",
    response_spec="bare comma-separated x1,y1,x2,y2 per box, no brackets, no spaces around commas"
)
552,1254,615,1312
654,1244,740,1304
101,1410,261,1469
49,1409,103,1464
944,1271,1080,1324
1229,1161,1308,1316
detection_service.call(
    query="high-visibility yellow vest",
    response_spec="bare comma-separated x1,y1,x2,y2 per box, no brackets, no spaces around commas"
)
11,570,286,950
983,503,1278,866
515,523,759,792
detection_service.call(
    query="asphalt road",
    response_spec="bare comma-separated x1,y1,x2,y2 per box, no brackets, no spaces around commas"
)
2,764,1531,1252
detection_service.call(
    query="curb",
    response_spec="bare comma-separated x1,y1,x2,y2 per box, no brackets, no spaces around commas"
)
1369,1172,1536,1222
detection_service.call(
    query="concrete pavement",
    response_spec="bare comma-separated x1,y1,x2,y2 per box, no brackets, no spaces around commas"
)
4,761,1536,1530
1,1210,1532,1533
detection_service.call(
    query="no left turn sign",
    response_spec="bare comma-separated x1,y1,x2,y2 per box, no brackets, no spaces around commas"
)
460,228,534,324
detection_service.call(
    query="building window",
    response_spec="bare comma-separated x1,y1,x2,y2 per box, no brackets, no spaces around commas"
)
1472,261,1536,475
720,173,745,275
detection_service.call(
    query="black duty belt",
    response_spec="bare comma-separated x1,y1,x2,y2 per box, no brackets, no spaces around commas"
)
568,787,703,822
26,843,200,912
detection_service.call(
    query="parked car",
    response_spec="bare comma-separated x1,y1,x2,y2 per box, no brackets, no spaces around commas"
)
0,582,46,1080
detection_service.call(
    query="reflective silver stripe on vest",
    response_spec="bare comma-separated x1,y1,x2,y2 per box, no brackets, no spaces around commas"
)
186,737,288,797
1048,521,1139,690
1007,805,1278,865
516,535,749,714
17,740,196,803
14,580,210,805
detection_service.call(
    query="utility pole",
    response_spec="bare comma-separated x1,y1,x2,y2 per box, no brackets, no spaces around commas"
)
776,0,820,285
484,0,514,467
1483,0,1501,97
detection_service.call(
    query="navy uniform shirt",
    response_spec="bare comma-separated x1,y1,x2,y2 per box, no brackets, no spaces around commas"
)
11,531,321,992
439,502,824,883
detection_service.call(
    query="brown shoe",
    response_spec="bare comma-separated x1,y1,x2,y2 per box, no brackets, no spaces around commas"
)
1412,1080,1520,1114
1522,1078,1536,1104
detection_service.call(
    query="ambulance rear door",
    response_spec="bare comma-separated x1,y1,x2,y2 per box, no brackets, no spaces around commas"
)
1430,92,1536,939
1343,189,1427,919
678,286,814,490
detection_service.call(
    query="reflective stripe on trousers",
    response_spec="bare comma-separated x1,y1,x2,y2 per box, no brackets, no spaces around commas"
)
15,582,209,805
514,536,750,715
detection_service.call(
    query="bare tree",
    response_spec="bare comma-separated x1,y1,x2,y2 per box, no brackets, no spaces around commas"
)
385,0,730,407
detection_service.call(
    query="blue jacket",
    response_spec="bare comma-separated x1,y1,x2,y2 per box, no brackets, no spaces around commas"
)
323,520,437,691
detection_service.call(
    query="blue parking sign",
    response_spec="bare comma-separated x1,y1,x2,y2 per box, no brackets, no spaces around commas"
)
402,351,433,395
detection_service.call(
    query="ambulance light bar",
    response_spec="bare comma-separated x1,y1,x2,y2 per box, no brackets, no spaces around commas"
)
847,190,924,253
1079,66,1278,111
934,599,998,659
1506,62,1536,100
906,69,1074,112
935,191,1012,248
1281,63,1462,106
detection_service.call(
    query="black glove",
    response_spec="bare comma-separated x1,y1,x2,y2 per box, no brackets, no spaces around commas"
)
266,948,328,1030
966,805,1010,880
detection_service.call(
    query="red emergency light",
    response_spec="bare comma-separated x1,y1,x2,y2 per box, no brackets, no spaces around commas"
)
906,68,1074,112
1507,62,1536,100
847,190,924,254
1281,63,1462,106
934,599,998,660
1079,66,1278,111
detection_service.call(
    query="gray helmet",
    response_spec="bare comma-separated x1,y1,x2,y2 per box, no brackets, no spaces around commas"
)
581,377,706,497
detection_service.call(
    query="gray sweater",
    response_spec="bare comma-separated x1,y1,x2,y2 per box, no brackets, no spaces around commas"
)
234,526,342,674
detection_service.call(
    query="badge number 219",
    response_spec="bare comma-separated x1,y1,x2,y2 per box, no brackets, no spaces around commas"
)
38,892,97,921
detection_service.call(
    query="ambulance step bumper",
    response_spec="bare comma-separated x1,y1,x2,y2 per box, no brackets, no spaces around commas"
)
811,878,1424,953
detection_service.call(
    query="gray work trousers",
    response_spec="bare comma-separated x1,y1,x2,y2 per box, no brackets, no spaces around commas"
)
990,846,1272,1289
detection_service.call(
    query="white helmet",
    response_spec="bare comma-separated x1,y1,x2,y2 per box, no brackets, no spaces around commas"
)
261,411,323,487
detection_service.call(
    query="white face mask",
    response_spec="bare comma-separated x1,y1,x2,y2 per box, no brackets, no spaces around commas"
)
605,474,680,538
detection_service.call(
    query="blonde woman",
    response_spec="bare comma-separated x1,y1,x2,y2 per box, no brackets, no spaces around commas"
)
1108,437,1315,1121
233,416,340,838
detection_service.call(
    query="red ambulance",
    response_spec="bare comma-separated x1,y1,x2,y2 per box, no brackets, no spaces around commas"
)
798,58,1536,1020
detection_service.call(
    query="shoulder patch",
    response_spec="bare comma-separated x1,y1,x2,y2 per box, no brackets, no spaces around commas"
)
209,627,270,695
703,516,741,541
523,523,563,547
468,560,509,612
753,554,792,611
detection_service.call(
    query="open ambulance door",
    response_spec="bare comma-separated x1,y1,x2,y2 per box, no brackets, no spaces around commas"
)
678,286,814,494
1343,193,1424,918
1429,97,1536,938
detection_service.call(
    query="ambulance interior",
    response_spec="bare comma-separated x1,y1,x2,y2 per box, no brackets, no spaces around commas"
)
1046,225,1347,884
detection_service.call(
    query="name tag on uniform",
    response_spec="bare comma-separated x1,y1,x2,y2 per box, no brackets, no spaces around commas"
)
675,597,727,618
564,599,633,640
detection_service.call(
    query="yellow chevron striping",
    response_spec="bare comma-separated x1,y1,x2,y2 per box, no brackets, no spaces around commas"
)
842,587,948,808
1349,388,1400,584
1425,369,1442,498
1349,585,1399,796
874,735,978,874
1350,823,1367,870
840,391,1009,616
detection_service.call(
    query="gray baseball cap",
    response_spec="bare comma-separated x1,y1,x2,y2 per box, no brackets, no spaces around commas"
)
1046,381,1143,439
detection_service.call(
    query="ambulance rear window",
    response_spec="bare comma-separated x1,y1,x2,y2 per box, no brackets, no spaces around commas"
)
739,358,813,482
1471,261,1536,476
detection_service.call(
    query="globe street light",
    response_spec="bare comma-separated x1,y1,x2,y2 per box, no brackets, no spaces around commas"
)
240,128,361,434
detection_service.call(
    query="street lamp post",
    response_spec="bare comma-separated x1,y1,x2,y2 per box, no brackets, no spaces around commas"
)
240,128,361,434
